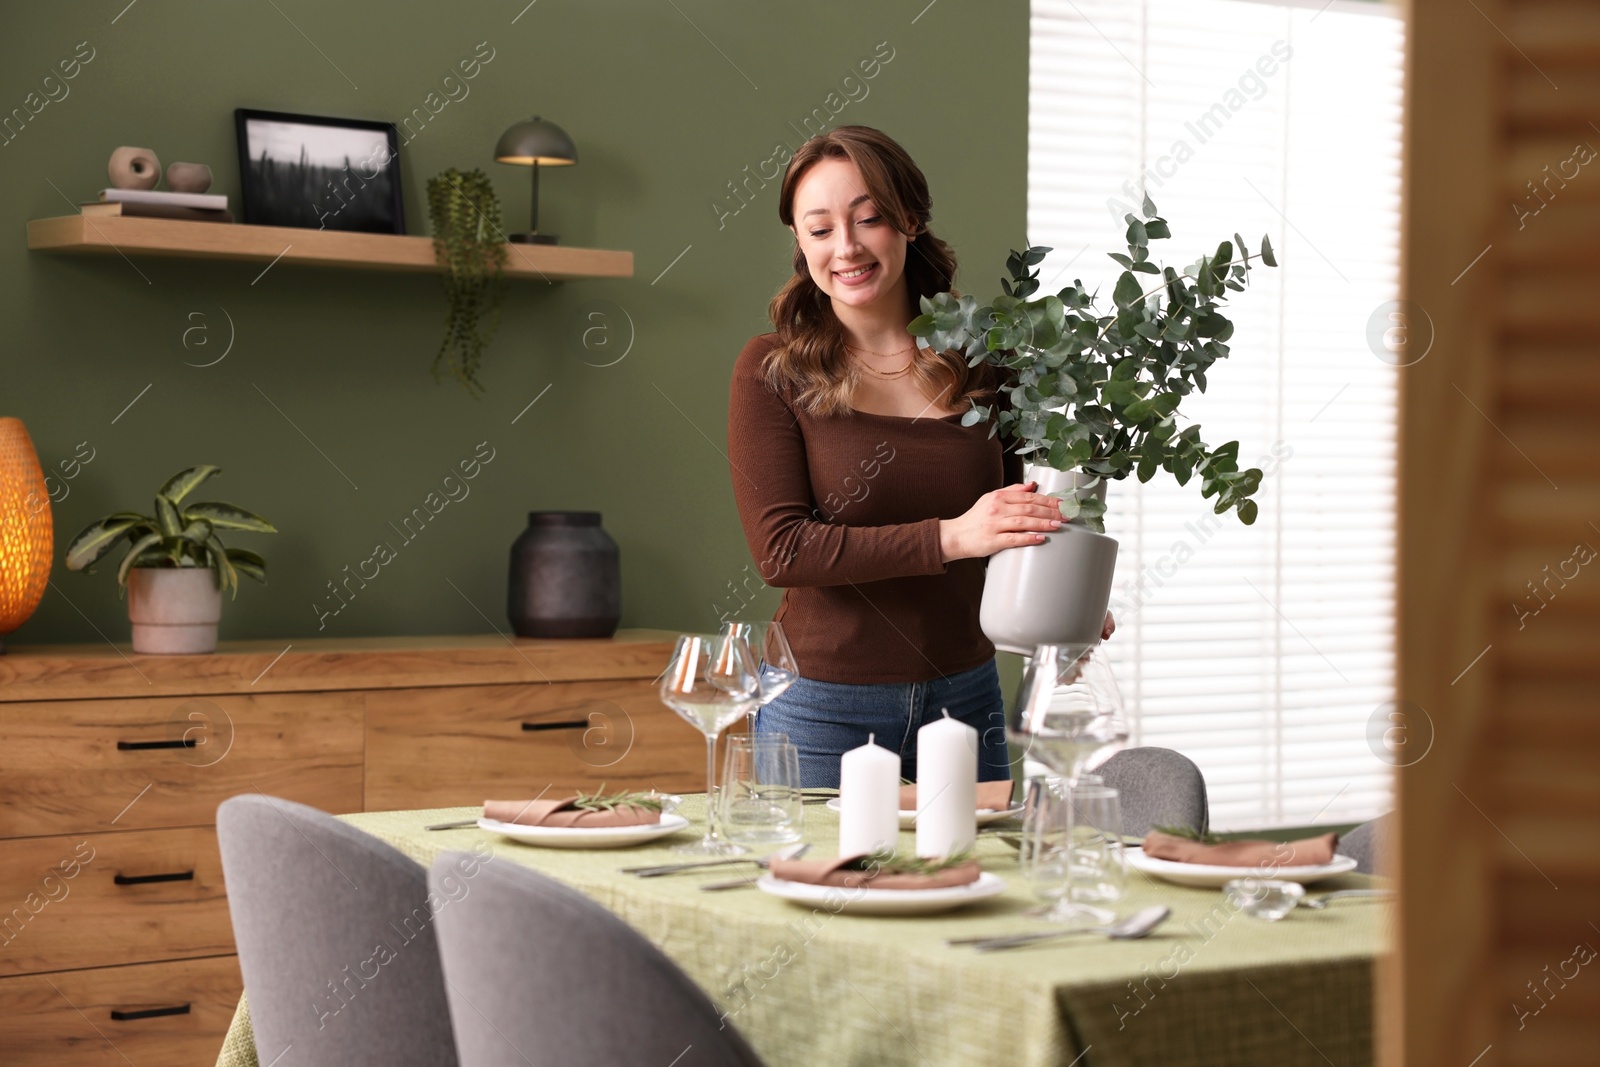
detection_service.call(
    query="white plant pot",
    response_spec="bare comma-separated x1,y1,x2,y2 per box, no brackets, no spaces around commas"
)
980,464,1120,656
127,567,223,654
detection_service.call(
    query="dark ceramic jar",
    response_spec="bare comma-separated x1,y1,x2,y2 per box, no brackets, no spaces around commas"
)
507,512,621,638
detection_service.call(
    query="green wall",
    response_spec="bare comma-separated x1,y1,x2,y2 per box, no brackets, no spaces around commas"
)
3,1,1028,649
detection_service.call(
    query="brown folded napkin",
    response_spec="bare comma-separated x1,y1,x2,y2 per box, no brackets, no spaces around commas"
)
1140,830,1339,868
898,780,1016,813
768,854,982,890
483,796,660,829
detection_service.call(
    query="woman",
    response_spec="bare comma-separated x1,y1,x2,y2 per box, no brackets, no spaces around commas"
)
727,125,1112,789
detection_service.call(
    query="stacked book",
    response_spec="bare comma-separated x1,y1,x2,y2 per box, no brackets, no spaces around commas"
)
80,189,233,224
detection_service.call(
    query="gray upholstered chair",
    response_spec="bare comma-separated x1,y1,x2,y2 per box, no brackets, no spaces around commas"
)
1337,812,1391,875
216,795,458,1067
1093,746,1210,837
428,851,766,1067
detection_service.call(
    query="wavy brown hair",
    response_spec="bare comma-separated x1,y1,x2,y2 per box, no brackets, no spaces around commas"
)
764,125,1001,417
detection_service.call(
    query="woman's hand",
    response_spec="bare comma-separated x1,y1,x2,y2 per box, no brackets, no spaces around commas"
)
1102,612,1116,640
939,480,1065,563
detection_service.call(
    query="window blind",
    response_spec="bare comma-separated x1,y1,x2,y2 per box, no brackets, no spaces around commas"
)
1028,0,1404,830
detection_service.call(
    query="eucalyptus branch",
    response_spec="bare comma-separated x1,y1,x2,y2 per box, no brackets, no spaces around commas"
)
908,193,1278,532
856,848,975,876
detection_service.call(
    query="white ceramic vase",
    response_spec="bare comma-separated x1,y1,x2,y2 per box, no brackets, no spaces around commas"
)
980,464,1120,656
127,567,223,654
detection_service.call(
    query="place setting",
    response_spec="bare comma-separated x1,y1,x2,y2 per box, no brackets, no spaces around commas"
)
430,631,1384,943
475,790,690,849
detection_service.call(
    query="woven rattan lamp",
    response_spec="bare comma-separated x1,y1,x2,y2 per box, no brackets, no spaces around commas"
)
0,418,52,651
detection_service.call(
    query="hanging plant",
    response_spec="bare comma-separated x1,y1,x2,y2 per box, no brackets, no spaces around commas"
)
427,167,508,394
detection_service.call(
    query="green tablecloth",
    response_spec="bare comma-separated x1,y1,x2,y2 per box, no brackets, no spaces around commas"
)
216,797,1385,1067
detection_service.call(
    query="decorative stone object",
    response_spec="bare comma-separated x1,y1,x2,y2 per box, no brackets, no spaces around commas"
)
165,161,213,193
108,146,161,190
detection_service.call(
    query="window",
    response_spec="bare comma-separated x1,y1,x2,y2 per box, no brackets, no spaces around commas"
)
1028,0,1404,830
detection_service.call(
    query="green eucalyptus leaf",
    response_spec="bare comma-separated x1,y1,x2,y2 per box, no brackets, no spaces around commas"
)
1260,235,1277,267
1112,271,1143,311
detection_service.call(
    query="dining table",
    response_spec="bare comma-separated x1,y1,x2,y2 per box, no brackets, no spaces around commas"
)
214,795,1387,1067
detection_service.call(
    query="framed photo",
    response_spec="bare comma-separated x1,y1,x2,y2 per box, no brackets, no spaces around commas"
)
234,108,404,233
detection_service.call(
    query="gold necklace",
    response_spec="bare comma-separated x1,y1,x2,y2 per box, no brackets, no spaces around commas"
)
845,342,916,379
844,340,916,359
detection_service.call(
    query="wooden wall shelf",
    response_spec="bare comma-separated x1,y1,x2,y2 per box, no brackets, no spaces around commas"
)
26,214,633,281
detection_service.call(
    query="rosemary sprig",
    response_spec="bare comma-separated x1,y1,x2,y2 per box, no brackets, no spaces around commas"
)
571,787,664,814
1151,823,1227,845
849,848,976,876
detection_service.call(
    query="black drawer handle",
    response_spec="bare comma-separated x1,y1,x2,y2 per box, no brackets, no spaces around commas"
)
111,1004,191,1022
114,870,195,886
117,738,197,751
521,720,589,733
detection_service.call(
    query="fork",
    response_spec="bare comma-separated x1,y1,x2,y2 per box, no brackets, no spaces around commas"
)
622,842,810,878
698,843,817,891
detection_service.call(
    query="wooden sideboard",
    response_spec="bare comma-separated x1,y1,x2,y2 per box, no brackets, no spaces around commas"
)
0,630,694,1065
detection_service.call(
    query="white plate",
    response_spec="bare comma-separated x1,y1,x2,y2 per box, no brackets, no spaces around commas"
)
756,871,1007,916
1125,846,1360,888
477,814,690,849
824,797,1025,829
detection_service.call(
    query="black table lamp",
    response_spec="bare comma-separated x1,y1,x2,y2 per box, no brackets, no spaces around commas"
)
494,116,577,245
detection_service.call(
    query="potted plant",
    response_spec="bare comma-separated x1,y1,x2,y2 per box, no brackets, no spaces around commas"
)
64,465,276,654
909,195,1276,653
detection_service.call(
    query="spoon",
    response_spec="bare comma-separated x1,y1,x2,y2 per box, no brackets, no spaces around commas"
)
949,906,1172,952
622,842,810,878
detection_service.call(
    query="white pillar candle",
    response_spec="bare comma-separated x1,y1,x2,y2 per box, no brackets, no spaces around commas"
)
838,733,899,858
915,709,977,858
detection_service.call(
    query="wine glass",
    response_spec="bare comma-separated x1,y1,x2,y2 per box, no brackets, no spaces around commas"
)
1008,643,1129,923
1009,643,1129,787
720,620,799,713
659,633,761,855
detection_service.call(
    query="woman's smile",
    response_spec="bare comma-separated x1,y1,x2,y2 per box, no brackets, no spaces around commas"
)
834,262,879,285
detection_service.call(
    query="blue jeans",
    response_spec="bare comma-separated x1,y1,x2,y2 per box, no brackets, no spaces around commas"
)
753,659,1013,789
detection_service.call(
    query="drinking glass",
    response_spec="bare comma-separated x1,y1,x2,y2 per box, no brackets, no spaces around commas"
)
720,734,803,845
1067,778,1126,913
1008,643,1129,786
1008,643,1129,924
659,633,760,855
1018,776,1072,916
721,621,799,714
